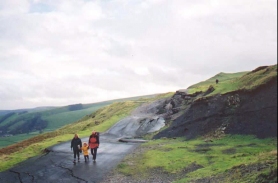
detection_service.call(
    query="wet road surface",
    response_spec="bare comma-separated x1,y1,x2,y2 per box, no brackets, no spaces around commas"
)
0,100,167,183
0,133,140,183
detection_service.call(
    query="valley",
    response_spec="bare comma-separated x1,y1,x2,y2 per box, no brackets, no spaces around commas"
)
0,64,276,183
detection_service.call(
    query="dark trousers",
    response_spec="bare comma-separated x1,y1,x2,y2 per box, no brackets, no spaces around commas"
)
90,148,98,160
84,155,89,161
73,149,80,159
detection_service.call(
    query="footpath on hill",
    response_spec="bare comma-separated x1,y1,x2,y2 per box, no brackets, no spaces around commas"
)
0,134,140,183
0,99,168,183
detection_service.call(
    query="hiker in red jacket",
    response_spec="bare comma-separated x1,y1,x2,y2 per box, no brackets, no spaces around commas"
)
88,130,100,161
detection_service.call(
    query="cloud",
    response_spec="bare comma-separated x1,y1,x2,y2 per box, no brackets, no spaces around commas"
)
0,0,276,109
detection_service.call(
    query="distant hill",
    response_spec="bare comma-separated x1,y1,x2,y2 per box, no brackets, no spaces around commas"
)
0,93,160,148
0,65,276,183
0,106,56,116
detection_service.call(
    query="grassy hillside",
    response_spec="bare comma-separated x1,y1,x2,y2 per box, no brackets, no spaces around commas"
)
0,94,160,148
0,92,172,171
0,132,41,148
237,65,277,90
0,104,100,132
116,135,277,183
0,64,276,183
187,64,277,96
0,107,56,116
187,71,248,94
109,64,277,182
0,103,109,148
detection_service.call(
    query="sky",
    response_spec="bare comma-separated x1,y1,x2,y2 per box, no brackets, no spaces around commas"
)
0,0,277,110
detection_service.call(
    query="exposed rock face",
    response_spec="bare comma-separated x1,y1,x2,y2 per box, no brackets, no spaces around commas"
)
106,74,277,140
154,77,277,139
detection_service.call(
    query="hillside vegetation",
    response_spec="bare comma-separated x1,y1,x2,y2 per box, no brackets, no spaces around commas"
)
115,136,277,183
0,94,158,148
0,92,172,171
103,64,277,183
187,64,277,96
0,64,277,183
187,71,248,94
0,102,109,148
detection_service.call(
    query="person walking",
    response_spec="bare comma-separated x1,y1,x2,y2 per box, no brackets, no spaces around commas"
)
88,130,100,161
71,133,82,163
81,142,90,162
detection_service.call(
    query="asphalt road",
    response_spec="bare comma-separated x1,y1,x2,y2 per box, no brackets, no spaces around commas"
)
0,133,140,183
0,101,167,183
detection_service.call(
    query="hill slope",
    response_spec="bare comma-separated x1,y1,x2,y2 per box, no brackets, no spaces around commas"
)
0,92,172,171
101,64,277,183
155,64,277,139
0,65,276,183
0,94,159,148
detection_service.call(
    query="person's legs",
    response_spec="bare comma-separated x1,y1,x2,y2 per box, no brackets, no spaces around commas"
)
73,149,77,162
92,148,98,161
91,148,94,159
85,155,89,161
77,150,80,161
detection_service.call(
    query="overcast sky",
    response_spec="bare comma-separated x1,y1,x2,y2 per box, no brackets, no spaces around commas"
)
0,0,277,110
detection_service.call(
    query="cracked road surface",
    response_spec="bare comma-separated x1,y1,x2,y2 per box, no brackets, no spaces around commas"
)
0,133,140,183
0,100,167,183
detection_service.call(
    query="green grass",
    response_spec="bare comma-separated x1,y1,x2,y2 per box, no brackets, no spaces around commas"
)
0,133,74,171
0,92,172,172
43,106,101,131
0,102,111,148
0,101,137,171
7,120,25,131
187,64,277,96
0,93,164,149
117,135,277,182
0,132,42,148
237,64,277,90
1,64,277,183
0,113,19,127
187,71,247,94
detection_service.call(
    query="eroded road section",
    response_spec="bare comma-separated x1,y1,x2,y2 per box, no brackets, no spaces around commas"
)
0,134,139,183
0,98,169,183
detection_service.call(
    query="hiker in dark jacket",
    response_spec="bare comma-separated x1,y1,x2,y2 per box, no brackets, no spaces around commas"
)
71,133,82,163
88,130,100,161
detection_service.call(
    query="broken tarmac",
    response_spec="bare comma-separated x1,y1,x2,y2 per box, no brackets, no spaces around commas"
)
0,133,142,183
